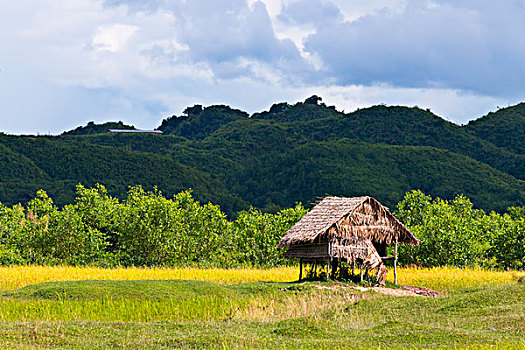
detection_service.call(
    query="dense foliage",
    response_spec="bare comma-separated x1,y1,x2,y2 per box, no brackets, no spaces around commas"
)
0,185,307,267
465,103,525,154
396,190,525,269
62,121,135,136
0,185,522,270
0,97,524,215
158,105,249,139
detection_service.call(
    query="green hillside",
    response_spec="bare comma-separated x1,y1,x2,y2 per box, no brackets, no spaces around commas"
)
256,103,525,180
62,121,135,136
0,135,246,213
232,139,524,212
158,105,249,139
464,103,525,154
0,140,56,205
0,97,524,214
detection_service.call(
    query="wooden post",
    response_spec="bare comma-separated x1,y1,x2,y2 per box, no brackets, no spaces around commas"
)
326,258,330,280
314,259,317,278
360,262,364,282
299,258,303,281
352,260,355,276
394,238,398,285
332,259,339,279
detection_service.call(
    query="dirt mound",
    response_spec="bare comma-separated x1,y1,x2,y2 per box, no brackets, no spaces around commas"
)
401,285,444,297
349,285,443,297
313,282,444,298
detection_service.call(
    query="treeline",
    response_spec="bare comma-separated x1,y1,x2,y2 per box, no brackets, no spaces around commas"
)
0,186,523,270
0,185,306,267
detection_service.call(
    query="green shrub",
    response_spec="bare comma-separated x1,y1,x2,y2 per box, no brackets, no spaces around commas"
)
231,204,307,267
396,190,524,269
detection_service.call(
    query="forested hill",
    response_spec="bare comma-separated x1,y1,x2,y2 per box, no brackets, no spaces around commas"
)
62,121,136,136
464,103,525,155
1,97,524,214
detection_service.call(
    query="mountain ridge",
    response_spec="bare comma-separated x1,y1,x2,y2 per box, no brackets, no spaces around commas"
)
1,97,523,214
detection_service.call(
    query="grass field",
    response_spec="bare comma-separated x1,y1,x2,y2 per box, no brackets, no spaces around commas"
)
0,266,523,349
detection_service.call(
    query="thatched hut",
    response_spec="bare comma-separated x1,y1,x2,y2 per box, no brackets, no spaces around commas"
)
278,196,419,284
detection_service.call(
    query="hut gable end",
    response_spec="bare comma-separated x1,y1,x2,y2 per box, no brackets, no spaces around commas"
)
278,196,418,249
278,196,367,248
332,198,408,245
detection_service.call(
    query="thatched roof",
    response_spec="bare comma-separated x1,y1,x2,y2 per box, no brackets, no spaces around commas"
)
278,196,418,248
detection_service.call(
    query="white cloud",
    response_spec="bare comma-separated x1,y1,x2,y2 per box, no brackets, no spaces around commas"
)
312,85,510,125
0,0,523,134
92,24,138,53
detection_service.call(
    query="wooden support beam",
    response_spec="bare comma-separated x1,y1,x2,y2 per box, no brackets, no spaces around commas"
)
394,238,398,285
299,258,303,281
326,259,330,280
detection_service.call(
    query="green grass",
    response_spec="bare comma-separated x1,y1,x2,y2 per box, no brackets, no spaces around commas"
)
5,280,253,301
0,280,523,349
0,280,288,322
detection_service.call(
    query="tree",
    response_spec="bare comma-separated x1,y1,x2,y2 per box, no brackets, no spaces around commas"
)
269,102,290,114
183,105,203,116
396,191,491,267
231,204,307,266
304,95,323,105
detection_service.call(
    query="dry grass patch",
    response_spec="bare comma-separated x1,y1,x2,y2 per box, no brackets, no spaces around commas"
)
236,288,364,323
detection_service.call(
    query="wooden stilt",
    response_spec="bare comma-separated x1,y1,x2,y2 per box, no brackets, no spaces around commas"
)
332,259,339,279
394,238,398,285
352,260,355,276
299,258,303,281
326,259,330,280
360,263,364,282
314,259,317,278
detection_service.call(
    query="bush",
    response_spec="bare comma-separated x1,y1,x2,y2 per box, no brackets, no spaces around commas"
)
231,204,307,267
396,190,524,269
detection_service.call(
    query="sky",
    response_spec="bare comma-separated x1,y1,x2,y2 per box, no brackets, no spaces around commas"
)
1,0,524,134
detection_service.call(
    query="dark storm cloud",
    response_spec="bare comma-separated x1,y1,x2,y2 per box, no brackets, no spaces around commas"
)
303,0,525,96
177,1,304,69
103,0,309,81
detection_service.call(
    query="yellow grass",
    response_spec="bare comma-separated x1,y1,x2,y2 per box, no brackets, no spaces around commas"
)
388,266,525,292
0,265,523,292
0,265,298,291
